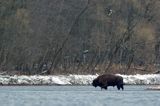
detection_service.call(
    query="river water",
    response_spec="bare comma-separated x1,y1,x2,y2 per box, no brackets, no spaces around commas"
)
0,85,159,106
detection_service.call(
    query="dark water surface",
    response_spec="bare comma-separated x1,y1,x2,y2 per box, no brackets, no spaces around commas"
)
0,85,160,106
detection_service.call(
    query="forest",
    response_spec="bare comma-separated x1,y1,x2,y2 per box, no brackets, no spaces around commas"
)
0,0,160,75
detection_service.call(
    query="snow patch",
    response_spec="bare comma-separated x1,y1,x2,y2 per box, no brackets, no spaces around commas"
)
0,74,160,85
118,74,160,85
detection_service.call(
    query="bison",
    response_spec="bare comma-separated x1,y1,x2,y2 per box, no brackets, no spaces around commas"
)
92,74,124,90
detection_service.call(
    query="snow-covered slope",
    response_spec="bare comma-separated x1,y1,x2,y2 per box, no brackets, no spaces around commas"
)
119,74,160,85
0,74,160,85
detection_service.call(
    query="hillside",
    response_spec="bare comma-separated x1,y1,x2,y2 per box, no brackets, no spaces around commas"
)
0,0,160,75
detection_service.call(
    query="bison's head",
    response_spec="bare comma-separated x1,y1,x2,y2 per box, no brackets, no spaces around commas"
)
92,79,98,87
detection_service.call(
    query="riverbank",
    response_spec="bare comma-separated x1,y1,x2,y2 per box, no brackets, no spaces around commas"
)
0,74,160,85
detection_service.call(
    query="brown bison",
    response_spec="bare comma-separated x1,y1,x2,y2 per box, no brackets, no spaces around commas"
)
92,74,124,90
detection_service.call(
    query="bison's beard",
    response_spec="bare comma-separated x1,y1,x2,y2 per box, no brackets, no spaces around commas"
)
92,83,97,87
92,80,98,87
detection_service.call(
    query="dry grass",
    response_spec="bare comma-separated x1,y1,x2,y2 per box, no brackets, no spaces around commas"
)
0,64,157,75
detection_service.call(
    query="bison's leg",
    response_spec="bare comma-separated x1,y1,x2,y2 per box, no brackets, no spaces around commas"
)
100,82,108,90
120,84,124,90
117,84,124,90
117,85,121,90
101,84,108,90
103,83,108,90
104,86,108,90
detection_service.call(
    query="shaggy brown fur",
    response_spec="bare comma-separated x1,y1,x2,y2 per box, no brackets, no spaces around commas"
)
92,74,124,90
